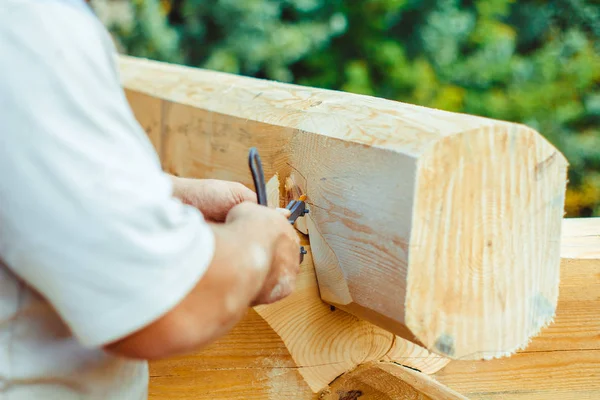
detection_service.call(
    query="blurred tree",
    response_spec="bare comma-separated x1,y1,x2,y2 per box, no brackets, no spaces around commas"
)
105,0,183,62
93,0,600,216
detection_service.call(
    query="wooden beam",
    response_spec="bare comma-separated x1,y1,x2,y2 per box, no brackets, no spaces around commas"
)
323,362,467,400
433,217,600,399
126,70,454,399
148,307,314,400
120,55,568,360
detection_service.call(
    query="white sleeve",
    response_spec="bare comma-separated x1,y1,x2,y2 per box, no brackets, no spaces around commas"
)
0,1,215,347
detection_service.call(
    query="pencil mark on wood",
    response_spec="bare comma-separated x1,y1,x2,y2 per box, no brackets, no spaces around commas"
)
535,151,558,180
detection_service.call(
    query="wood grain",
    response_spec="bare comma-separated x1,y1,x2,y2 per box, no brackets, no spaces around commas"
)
434,350,600,399
150,171,451,398
322,362,467,400
256,180,449,392
408,125,567,360
561,217,600,259
148,308,315,400
120,55,568,359
124,90,163,155
434,217,600,399
148,218,599,399
122,57,596,399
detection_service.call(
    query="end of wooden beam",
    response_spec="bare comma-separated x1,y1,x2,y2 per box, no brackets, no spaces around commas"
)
404,123,568,360
305,121,569,361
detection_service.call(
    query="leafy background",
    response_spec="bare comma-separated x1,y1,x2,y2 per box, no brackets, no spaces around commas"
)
91,0,600,217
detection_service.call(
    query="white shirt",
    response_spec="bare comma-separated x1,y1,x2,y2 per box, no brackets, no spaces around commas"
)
0,0,215,398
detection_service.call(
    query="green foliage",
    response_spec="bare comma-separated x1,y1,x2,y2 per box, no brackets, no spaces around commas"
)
95,0,600,216
109,0,183,63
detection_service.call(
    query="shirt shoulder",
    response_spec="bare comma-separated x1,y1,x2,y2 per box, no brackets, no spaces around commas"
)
0,0,158,160
0,0,215,348
1,0,117,69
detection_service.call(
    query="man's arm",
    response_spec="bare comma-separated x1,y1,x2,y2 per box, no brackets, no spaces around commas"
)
104,203,300,360
0,1,299,359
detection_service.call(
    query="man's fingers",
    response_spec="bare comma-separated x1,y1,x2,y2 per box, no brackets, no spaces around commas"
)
276,207,291,217
229,182,257,204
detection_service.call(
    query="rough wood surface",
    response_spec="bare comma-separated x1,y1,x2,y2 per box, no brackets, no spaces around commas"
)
258,183,449,391
254,244,449,392
121,55,568,359
434,217,600,399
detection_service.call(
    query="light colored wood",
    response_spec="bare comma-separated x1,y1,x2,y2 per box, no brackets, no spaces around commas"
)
459,391,600,400
266,173,280,208
256,183,449,392
254,247,450,392
434,217,600,399
560,217,600,259
148,307,315,400
382,336,451,375
120,55,568,359
124,90,163,157
124,81,450,399
406,127,567,360
375,363,467,400
322,362,467,400
256,242,393,392
435,350,600,399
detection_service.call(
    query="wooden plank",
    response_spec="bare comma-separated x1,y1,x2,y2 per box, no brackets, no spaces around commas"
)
256,184,449,392
434,217,600,398
148,308,315,400
560,217,600,259
120,55,568,360
465,391,600,400
434,350,600,399
124,90,163,156
525,259,599,352
322,362,467,400
124,72,597,398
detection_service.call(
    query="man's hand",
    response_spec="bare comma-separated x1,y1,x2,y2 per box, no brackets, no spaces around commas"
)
105,201,302,360
225,203,301,306
170,176,256,222
170,174,300,306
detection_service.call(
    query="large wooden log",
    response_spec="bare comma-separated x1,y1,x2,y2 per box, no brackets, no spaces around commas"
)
119,55,568,360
